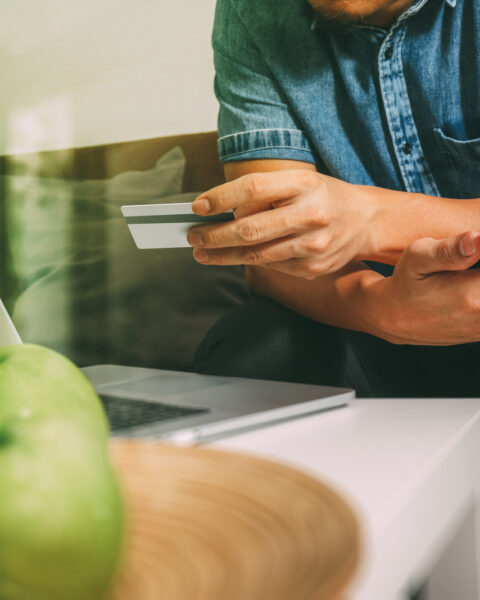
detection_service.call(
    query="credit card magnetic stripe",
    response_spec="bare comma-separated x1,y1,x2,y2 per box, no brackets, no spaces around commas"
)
125,213,234,225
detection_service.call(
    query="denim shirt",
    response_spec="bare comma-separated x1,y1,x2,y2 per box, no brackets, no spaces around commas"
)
213,0,480,201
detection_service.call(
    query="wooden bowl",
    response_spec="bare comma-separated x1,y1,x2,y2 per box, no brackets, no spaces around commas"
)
109,440,360,600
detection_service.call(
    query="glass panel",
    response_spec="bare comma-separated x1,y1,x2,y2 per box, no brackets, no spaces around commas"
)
0,2,251,370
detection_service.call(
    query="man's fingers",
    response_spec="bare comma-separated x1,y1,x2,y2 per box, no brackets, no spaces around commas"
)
188,204,312,249
458,231,480,259
191,232,341,278
192,170,317,215
193,236,303,266
234,200,273,219
406,231,480,276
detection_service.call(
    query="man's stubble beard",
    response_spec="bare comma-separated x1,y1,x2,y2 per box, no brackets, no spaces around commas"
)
309,0,416,33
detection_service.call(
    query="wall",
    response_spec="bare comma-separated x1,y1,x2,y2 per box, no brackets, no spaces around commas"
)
0,0,219,154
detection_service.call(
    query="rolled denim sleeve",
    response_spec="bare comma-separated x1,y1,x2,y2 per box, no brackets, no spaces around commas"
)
212,0,315,164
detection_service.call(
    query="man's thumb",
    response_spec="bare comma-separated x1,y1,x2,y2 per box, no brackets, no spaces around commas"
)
409,231,480,275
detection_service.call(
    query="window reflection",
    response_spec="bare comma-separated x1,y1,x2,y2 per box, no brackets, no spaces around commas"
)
0,133,249,370
0,1,250,371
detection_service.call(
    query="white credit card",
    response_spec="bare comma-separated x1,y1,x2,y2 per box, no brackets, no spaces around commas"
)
121,202,234,249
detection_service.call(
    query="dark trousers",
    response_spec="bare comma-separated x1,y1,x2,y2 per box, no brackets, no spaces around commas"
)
194,297,480,398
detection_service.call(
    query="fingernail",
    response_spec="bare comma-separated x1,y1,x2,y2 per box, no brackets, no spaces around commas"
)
459,232,475,257
192,199,211,214
194,249,209,263
187,232,204,247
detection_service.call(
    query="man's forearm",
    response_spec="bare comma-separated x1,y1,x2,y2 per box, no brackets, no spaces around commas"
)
246,263,386,338
365,186,480,265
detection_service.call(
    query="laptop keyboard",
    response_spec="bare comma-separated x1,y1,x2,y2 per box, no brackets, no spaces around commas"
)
99,393,210,432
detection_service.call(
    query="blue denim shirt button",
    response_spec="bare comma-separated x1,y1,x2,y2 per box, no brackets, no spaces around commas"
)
384,45,393,59
402,141,412,155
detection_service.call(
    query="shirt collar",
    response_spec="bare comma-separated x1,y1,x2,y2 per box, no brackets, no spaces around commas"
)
397,0,457,22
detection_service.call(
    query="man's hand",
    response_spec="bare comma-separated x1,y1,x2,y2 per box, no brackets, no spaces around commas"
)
370,231,480,346
187,170,377,279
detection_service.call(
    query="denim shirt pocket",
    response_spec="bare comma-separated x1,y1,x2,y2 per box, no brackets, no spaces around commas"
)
433,128,480,199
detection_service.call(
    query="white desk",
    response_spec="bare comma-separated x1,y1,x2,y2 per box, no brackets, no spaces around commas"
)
212,398,480,600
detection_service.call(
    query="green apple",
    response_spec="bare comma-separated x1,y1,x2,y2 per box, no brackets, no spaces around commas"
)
0,344,124,599
0,417,123,600
0,344,109,440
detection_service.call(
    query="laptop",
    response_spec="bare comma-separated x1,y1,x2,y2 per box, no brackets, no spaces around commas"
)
0,299,354,444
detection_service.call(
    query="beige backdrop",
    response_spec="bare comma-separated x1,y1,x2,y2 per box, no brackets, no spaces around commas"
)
0,0,219,154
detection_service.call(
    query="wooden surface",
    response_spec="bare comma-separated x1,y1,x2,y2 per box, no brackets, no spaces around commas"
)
109,440,360,600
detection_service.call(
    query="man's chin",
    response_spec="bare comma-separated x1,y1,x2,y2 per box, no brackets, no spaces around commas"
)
308,0,381,18
309,0,412,30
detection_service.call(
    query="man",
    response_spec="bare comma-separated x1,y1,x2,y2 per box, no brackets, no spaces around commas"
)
190,0,480,397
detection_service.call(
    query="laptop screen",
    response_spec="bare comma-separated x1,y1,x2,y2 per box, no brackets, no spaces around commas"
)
0,299,22,347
